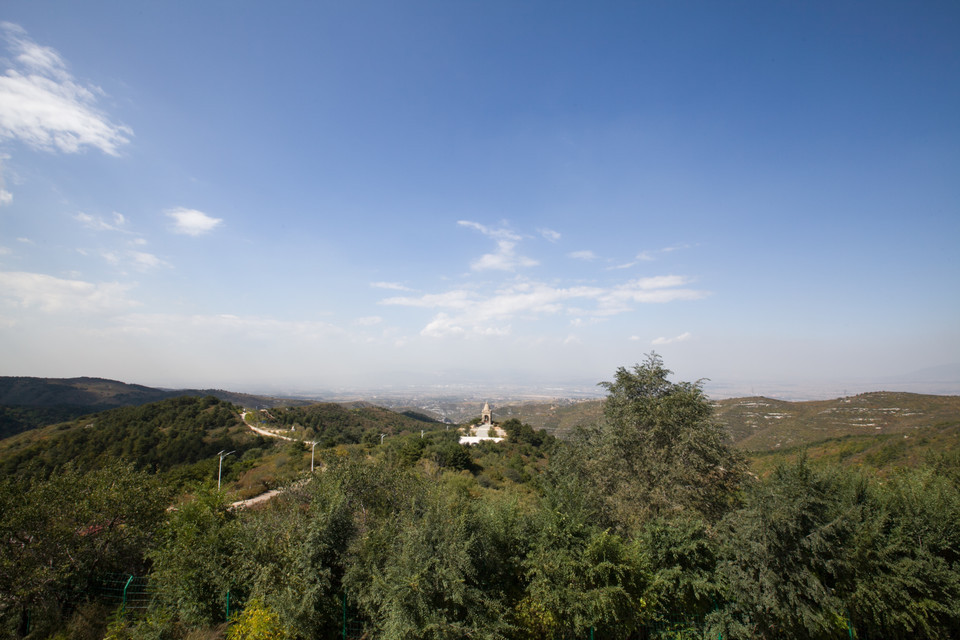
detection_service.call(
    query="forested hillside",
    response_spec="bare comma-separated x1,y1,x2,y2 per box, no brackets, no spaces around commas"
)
266,402,443,447
0,376,314,439
0,395,263,481
2,358,959,639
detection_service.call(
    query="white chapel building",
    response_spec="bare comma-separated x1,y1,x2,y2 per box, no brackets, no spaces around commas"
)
459,402,506,445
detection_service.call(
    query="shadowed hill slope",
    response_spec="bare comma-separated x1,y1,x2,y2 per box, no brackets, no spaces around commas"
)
0,376,314,439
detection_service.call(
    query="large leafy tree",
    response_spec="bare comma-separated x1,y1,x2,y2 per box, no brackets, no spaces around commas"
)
567,354,744,531
344,478,512,640
518,475,649,639
716,458,859,639
845,468,960,638
148,488,244,627
237,474,355,639
0,462,166,637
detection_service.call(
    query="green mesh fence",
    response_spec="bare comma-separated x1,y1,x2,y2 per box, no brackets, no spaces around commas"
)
95,573,154,612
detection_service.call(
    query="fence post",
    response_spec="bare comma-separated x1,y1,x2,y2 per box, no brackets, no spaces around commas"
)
121,575,134,613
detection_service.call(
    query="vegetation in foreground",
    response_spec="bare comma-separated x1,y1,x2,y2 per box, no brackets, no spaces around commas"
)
1,355,958,639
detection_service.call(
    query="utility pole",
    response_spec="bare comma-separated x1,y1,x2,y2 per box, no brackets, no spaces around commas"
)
217,450,235,490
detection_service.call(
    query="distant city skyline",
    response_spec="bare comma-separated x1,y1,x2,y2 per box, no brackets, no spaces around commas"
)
1,3,958,400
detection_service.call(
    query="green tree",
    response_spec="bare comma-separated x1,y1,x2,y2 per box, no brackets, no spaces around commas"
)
716,458,860,639
0,462,166,637
237,475,355,639
518,474,649,639
845,468,960,638
565,354,744,532
148,488,243,627
641,514,721,622
344,477,511,639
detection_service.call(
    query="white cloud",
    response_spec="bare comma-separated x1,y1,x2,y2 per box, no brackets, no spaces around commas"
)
538,228,561,242
166,207,223,236
370,281,414,292
381,289,474,309
635,244,694,262
571,317,605,327
569,250,597,261
75,211,128,232
383,276,706,339
355,316,383,326
421,312,510,338
0,188,11,206
458,220,538,272
457,220,519,241
0,270,138,313
87,246,168,272
129,251,170,271
652,331,692,345
0,23,132,156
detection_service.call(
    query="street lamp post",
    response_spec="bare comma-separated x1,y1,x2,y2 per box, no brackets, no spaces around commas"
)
217,450,235,490
380,433,386,445
310,441,318,472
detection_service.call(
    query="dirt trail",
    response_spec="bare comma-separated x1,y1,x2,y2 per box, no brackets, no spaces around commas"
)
228,411,313,508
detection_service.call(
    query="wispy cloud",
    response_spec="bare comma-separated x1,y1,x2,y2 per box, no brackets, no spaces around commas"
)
75,211,128,233
458,220,538,272
355,316,383,326
370,281,414,292
538,227,561,242
651,331,692,345
89,247,169,272
569,250,597,261
0,270,138,313
0,22,132,156
635,244,694,262
166,207,223,236
381,290,475,309
381,276,706,339
129,251,169,271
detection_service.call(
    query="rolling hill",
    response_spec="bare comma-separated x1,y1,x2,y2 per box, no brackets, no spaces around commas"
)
0,376,314,439
712,391,960,451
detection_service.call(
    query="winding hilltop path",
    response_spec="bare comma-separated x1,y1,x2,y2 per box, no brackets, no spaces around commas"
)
240,410,299,442
229,410,313,509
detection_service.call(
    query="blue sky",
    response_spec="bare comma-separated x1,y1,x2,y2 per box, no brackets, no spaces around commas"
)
0,2,958,397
